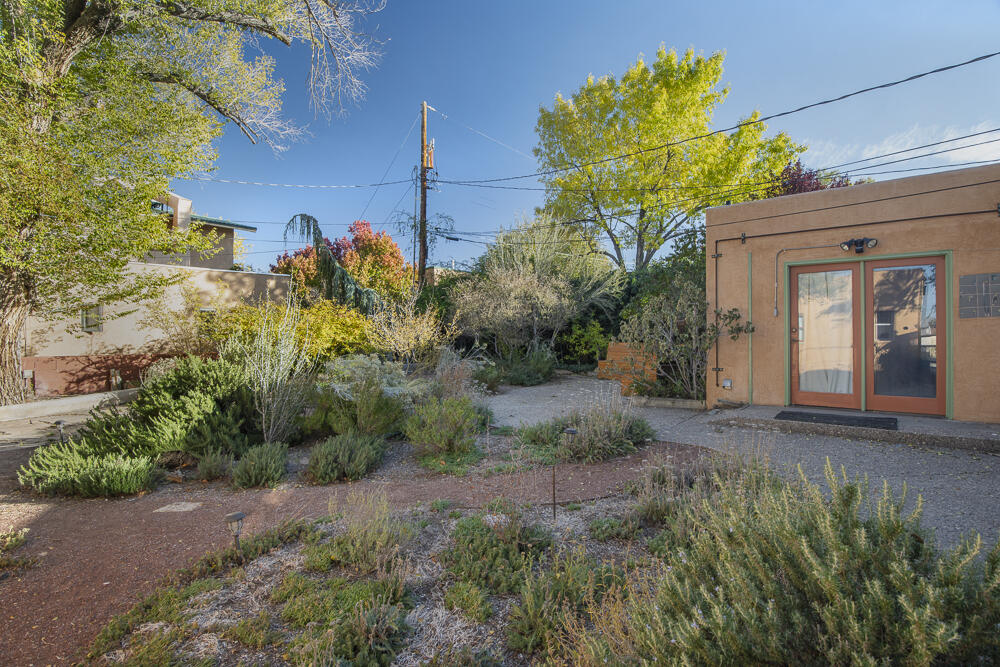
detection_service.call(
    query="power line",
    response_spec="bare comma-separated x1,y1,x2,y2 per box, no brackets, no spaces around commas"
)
436,128,1000,194
358,112,421,221
705,175,1000,228
444,49,1000,185
430,107,535,161
179,175,412,189
377,180,415,231
440,172,1000,243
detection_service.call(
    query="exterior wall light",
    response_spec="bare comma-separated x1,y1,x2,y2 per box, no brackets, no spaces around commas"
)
840,238,878,254
225,511,246,556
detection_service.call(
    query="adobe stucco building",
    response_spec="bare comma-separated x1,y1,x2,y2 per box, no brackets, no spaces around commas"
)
707,163,1000,423
20,193,290,396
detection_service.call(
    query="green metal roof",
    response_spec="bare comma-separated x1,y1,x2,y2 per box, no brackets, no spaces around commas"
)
190,214,257,233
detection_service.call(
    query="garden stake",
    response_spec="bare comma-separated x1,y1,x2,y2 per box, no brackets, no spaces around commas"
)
558,427,579,522
552,463,556,520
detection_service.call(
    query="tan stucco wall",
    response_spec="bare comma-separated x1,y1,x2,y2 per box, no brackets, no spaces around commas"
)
706,163,1000,423
23,262,290,358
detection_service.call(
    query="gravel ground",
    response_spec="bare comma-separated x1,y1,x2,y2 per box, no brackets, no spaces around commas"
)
487,373,1000,550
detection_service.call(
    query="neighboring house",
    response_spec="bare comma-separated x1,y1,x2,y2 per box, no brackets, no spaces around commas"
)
706,163,1000,423
21,193,290,397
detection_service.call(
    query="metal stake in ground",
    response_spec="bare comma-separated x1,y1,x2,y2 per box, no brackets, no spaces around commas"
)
225,511,245,561
557,427,578,521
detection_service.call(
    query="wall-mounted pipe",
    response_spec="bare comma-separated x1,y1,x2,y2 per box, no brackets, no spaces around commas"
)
773,245,840,317
708,207,993,390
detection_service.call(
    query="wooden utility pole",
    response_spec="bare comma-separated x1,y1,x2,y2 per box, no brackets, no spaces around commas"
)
418,100,429,287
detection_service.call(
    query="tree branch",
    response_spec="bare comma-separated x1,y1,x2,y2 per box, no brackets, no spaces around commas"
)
155,1,292,44
143,71,259,143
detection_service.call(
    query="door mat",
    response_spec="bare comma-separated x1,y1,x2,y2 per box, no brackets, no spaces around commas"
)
774,411,898,431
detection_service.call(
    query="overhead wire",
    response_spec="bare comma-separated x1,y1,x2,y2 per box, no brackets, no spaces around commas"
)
442,49,1000,185
358,112,421,221
430,107,535,161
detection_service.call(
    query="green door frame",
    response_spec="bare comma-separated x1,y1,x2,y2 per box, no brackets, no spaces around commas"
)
782,250,953,418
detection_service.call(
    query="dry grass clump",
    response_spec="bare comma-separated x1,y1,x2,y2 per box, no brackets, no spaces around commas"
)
517,391,654,463
304,490,414,574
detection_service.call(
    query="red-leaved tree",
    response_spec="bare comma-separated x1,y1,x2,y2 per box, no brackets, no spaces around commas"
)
767,160,855,197
271,222,413,302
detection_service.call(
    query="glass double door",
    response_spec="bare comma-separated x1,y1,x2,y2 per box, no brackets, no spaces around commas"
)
790,257,945,415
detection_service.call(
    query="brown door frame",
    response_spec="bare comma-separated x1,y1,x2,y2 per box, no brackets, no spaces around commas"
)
865,256,946,416
789,263,863,410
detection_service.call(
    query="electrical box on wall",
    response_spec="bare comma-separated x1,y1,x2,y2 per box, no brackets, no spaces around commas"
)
722,378,733,390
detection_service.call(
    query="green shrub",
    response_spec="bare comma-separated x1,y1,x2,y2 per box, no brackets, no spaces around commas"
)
444,581,492,622
232,442,287,489
274,572,407,629
303,377,406,438
430,499,453,513
221,610,281,648
180,400,254,460
290,597,409,667
441,510,551,594
18,356,260,498
517,397,654,463
561,460,1000,665
17,443,157,497
196,448,231,481
555,318,609,366
498,345,555,386
588,516,639,542
303,491,413,574
417,450,484,477
471,362,503,393
0,527,32,572
307,432,385,484
1,527,28,552
507,549,622,658
404,396,479,456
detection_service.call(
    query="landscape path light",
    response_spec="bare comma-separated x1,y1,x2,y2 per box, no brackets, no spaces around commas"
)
225,511,246,559
54,420,65,445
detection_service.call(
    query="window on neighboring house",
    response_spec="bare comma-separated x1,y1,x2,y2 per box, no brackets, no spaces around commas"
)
875,309,894,341
82,304,103,333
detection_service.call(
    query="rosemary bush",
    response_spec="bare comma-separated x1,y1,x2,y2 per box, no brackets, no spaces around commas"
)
561,459,1000,665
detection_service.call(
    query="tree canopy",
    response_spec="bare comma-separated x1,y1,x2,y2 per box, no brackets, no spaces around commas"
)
452,216,623,352
534,47,803,271
271,220,413,303
0,0,383,403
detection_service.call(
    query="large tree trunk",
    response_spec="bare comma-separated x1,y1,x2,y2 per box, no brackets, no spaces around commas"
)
0,274,32,406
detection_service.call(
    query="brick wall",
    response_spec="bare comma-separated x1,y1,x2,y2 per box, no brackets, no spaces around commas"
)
596,342,657,395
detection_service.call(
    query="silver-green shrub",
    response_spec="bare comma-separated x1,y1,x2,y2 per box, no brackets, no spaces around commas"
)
560,459,1000,665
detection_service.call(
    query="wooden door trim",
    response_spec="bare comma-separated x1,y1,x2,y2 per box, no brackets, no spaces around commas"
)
865,256,946,416
789,263,862,410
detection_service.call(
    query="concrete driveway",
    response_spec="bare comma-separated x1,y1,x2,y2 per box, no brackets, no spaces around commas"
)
487,374,1000,550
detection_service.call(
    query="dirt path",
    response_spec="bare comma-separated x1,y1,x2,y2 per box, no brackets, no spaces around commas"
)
0,440,704,666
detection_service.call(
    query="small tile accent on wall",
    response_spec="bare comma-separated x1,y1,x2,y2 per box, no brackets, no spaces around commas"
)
959,273,1000,318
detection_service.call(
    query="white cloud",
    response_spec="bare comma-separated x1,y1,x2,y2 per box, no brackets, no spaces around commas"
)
801,121,1000,176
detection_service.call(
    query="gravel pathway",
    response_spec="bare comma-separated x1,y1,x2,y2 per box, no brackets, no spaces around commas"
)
487,373,1000,550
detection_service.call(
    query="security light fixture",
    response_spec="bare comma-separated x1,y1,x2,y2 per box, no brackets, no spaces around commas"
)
840,237,878,254
225,511,246,555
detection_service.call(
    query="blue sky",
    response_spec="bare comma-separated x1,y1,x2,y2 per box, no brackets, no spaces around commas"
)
175,0,1000,270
